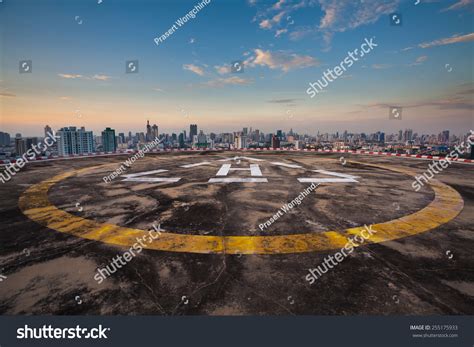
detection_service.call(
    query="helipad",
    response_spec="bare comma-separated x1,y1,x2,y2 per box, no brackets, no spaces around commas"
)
19,154,464,254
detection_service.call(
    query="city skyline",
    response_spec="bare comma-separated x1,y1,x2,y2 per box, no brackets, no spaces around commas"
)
1,122,471,140
0,0,473,137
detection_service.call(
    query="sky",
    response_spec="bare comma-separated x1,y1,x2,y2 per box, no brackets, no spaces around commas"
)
0,0,473,137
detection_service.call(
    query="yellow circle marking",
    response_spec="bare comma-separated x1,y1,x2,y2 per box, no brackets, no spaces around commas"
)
19,161,464,254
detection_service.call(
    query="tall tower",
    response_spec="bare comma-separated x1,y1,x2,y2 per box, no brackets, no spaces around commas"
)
146,120,152,142
190,124,198,141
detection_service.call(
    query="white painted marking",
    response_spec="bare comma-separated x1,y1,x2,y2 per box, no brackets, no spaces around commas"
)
299,170,359,183
249,164,263,176
122,169,168,178
216,164,231,176
180,161,212,168
312,169,359,180
218,156,265,162
214,164,263,176
122,177,181,183
270,162,303,169
297,178,358,183
208,178,268,183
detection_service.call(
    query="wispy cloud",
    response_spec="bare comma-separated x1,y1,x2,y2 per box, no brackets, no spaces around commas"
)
317,0,399,32
418,32,474,48
0,91,16,98
245,49,320,72
214,64,231,75
58,73,111,81
91,74,111,81
409,55,428,66
364,86,474,111
183,64,205,76
371,64,392,69
252,0,399,44
58,73,83,79
441,0,474,12
152,87,164,92
267,98,299,103
202,76,253,88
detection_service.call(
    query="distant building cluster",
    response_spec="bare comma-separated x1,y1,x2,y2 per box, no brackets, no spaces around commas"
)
0,123,472,161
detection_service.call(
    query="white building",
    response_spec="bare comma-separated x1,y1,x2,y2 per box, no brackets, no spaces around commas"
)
57,126,94,156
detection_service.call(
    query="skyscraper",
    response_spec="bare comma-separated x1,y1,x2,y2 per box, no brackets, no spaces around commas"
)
151,124,159,140
178,133,185,148
271,134,280,149
102,127,117,152
118,133,126,144
44,125,52,138
57,126,94,156
276,130,283,140
190,124,198,141
15,138,27,156
442,130,450,143
0,132,11,146
146,120,152,142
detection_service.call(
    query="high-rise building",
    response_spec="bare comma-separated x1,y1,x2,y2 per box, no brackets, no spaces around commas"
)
26,138,38,153
151,124,159,140
178,133,185,148
197,130,208,148
102,127,117,152
234,134,247,149
0,132,11,146
146,120,152,141
15,138,27,156
276,130,283,139
118,133,126,144
442,130,450,143
190,124,198,141
271,134,280,149
44,125,52,138
57,126,94,156
15,133,22,139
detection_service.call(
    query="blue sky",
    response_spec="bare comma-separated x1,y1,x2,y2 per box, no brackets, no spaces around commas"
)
0,0,473,136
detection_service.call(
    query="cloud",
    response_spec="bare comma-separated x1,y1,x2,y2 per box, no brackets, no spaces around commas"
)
183,64,205,76
441,0,474,12
58,73,111,81
246,49,319,72
252,0,399,44
0,91,16,98
409,55,428,66
418,32,474,48
202,76,253,87
259,11,286,29
364,86,474,111
317,0,399,32
214,65,231,75
371,64,392,69
275,28,288,37
267,98,299,103
273,0,286,10
58,73,83,79
91,74,111,81
59,96,73,100
153,88,164,92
